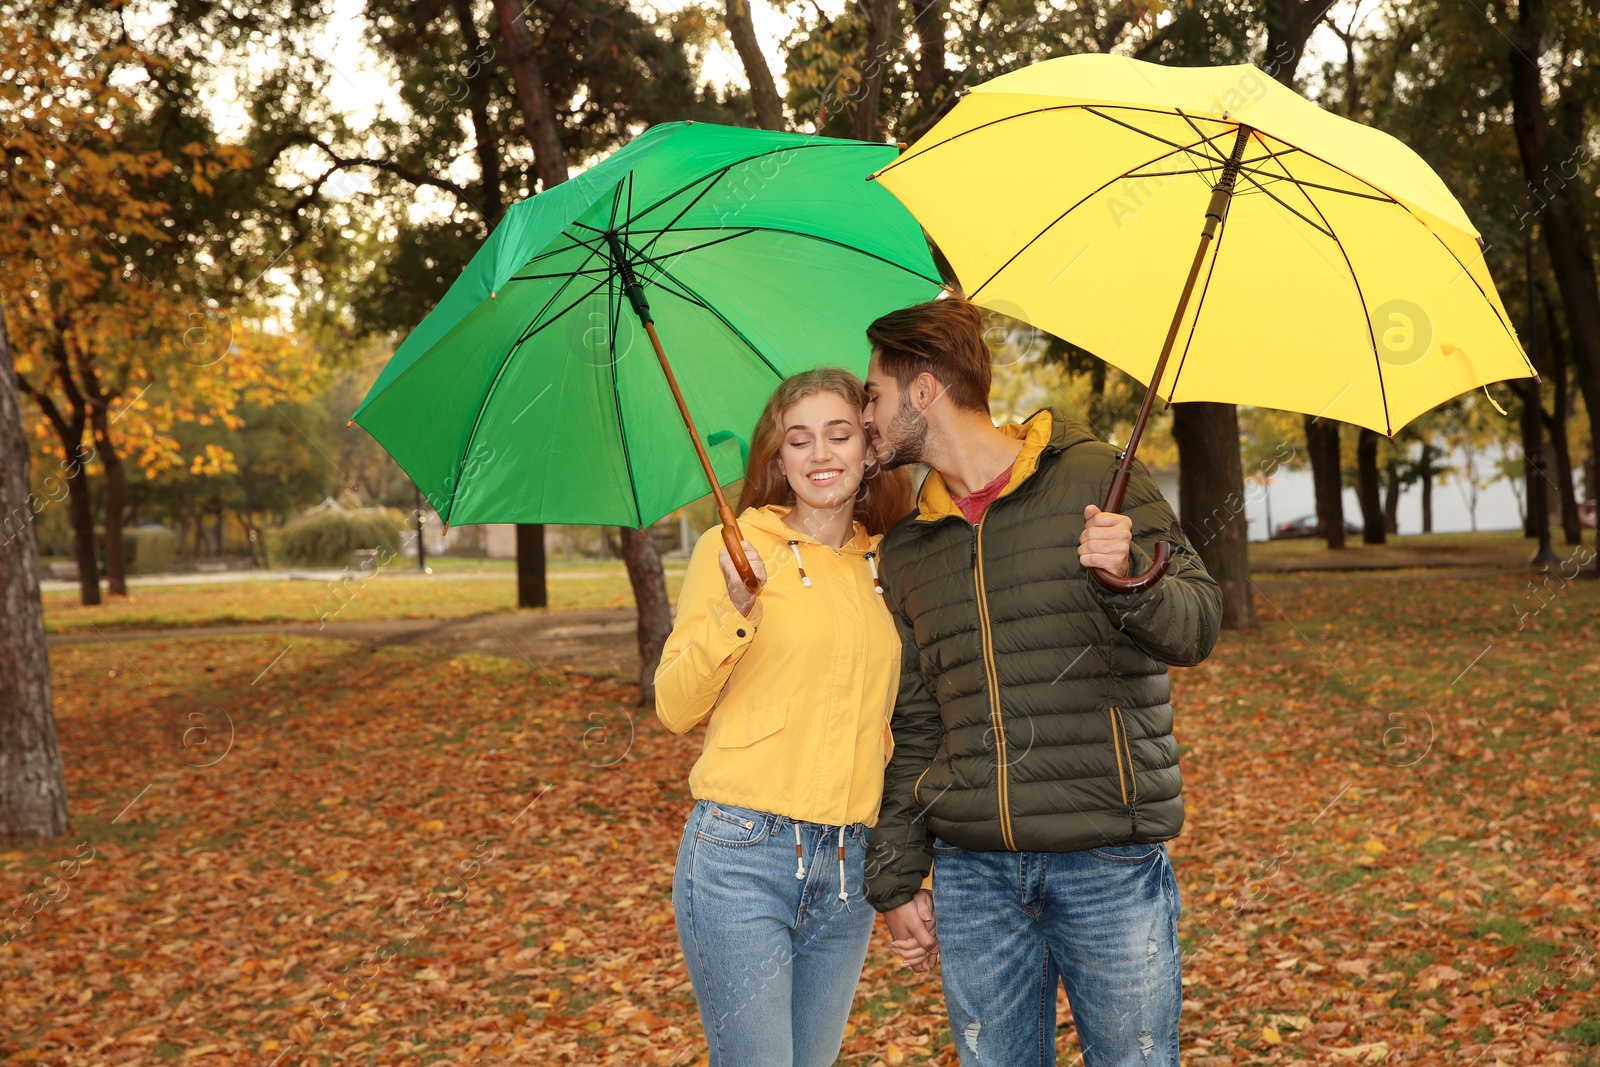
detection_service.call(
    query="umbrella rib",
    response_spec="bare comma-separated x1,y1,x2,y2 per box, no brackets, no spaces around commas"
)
606,269,647,528
1174,110,1258,175
968,129,1233,299
629,228,759,267
626,172,728,262
1251,134,1531,379
875,102,1235,178
1162,171,1236,404
1424,232,1534,375
512,266,611,350
1093,106,1233,166
620,141,866,237
523,233,604,265
443,271,611,523
630,225,943,286
1260,175,1393,203
1137,148,1301,181
645,257,789,382
524,229,610,272
508,266,615,282
609,176,625,231
1258,148,1392,436
1233,169,1337,240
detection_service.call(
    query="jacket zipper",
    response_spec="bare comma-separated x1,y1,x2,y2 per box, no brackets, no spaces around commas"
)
972,512,1017,850
1109,705,1138,807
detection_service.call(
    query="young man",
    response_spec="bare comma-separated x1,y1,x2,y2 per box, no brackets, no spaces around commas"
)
861,296,1224,1067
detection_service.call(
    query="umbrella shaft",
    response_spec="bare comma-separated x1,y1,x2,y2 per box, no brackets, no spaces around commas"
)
1105,124,1253,514
640,319,762,592
605,230,654,324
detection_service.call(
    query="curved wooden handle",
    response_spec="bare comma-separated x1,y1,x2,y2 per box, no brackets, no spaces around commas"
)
1090,540,1171,594
718,506,762,593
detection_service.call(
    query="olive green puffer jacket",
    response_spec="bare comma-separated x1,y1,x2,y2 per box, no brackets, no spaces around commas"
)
865,408,1224,913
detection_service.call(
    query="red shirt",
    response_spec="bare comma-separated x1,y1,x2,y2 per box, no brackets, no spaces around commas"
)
952,467,1012,525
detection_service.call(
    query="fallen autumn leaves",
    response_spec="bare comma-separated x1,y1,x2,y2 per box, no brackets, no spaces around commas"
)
2,567,1597,1064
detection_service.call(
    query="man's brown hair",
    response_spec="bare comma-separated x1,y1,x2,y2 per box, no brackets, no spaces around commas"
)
866,295,992,414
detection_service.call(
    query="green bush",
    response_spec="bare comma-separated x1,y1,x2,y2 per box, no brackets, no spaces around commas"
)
271,509,405,568
126,526,177,575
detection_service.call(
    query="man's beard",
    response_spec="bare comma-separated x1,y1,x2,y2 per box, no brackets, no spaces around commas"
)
874,392,927,470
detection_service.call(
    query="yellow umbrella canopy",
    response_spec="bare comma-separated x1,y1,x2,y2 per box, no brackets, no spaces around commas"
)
872,53,1536,438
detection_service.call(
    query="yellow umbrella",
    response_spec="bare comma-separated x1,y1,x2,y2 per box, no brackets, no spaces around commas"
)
871,53,1535,591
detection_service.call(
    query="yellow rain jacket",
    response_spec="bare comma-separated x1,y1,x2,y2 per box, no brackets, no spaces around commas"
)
655,504,900,828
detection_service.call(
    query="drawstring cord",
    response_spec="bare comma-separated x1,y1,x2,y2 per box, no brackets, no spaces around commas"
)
836,824,849,903
864,551,884,595
786,540,812,586
786,537,879,594
789,821,852,904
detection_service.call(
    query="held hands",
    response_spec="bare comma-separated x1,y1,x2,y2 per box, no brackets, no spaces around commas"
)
1078,505,1133,579
718,540,767,617
884,889,938,972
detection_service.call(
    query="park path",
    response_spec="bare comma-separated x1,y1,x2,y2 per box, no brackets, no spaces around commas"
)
43,561,1537,687
46,608,644,680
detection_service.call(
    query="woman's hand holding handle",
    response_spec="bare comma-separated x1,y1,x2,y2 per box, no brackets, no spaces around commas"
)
718,540,767,617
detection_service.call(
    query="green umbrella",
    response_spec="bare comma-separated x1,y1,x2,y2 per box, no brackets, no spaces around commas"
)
352,120,941,587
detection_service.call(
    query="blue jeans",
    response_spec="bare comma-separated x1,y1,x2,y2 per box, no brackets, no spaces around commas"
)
673,800,875,1067
931,839,1183,1067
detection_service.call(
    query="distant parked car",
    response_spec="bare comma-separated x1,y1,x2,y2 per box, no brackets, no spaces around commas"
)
1274,515,1362,539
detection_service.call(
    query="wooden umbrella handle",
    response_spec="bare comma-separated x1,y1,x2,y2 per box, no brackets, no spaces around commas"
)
1091,540,1172,593
1090,465,1172,593
717,507,761,594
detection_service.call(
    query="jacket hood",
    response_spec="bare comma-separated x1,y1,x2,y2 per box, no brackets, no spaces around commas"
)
737,503,880,555
915,408,1099,523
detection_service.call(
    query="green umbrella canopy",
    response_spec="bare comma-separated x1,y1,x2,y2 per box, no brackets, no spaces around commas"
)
351,121,942,528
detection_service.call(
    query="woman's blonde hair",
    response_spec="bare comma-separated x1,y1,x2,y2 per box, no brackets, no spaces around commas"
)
736,367,913,536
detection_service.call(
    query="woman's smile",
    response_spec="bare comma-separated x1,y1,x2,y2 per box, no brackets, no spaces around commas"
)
807,468,843,486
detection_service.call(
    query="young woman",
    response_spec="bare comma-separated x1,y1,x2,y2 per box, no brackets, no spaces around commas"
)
655,367,914,1067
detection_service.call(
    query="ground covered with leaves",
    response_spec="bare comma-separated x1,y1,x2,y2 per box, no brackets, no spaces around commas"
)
5,564,1598,1064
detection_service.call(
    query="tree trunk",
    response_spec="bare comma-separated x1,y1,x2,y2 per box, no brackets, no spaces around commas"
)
0,303,70,846
1269,1,1348,552
725,0,786,131
1382,458,1401,535
492,0,570,190
1517,378,1552,545
1506,0,1600,524
905,0,950,136
515,523,547,608
16,335,98,603
450,0,506,229
96,428,128,596
494,0,563,607
1171,401,1255,631
1304,414,1346,549
1355,428,1385,544
618,528,673,706
850,0,898,142
1538,282,1583,544
1521,446,1538,537
63,453,100,604
1419,442,1436,534
1262,0,1334,88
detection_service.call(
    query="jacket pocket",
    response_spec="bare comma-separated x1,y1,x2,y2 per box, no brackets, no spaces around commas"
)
714,696,789,748
882,719,895,767
1109,706,1139,807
